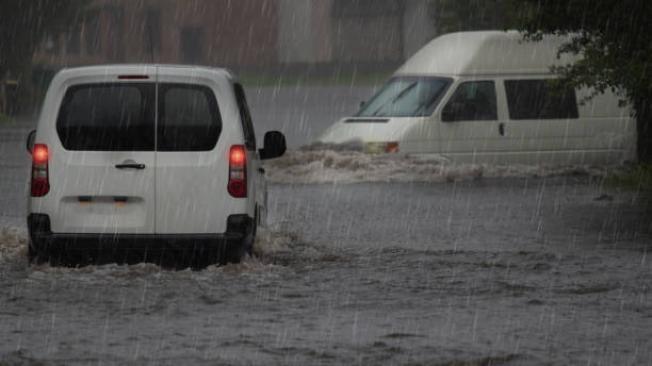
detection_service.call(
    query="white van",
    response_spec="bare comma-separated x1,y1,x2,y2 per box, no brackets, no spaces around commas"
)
26,65,286,266
317,31,637,165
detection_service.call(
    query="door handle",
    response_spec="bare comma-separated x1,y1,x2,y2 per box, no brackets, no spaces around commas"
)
116,161,146,170
498,123,505,136
258,167,266,174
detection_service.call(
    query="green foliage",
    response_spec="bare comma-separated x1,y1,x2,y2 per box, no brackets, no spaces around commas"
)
515,1,651,100
513,0,652,161
606,164,652,191
432,0,652,161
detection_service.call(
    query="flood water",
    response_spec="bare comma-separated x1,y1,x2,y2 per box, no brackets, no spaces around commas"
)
1,86,651,365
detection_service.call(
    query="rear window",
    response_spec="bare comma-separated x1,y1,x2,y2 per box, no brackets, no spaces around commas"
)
158,84,221,151
504,79,579,120
56,83,222,152
57,83,155,151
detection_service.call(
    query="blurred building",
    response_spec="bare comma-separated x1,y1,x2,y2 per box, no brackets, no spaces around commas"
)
279,0,435,64
33,0,436,74
33,0,278,69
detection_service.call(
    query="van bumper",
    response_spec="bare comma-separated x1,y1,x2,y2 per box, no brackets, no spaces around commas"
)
27,213,254,265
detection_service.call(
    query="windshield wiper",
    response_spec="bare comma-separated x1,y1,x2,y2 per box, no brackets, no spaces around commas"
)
415,88,444,116
371,82,418,116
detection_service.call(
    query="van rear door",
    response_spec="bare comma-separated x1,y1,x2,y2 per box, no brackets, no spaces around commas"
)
154,72,229,234
51,78,157,234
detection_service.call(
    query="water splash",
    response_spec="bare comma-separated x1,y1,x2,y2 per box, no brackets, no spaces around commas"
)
264,147,611,184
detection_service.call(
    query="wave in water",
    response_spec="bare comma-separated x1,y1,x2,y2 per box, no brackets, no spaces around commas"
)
264,146,612,184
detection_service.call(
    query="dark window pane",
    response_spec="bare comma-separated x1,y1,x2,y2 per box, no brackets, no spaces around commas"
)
234,83,256,150
56,83,155,151
442,81,497,122
505,80,579,120
158,84,221,151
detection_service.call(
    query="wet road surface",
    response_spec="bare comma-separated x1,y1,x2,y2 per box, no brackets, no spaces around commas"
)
1,87,652,365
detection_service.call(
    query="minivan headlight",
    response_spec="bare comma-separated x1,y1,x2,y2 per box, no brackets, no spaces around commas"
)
365,142,399,154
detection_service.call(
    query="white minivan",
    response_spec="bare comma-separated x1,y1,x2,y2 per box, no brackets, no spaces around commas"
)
26,65,286,267
317,31,637,165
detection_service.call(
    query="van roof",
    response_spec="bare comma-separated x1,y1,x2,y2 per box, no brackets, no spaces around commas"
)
396,31,578,77
56,64,234,79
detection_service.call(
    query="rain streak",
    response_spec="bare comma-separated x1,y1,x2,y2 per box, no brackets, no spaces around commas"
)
1,1,652,365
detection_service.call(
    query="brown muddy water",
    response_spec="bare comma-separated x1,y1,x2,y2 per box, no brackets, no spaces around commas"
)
2,87,652,365
2,178,652,365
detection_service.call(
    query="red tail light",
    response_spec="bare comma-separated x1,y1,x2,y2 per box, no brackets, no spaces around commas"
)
385,142,400,154
228,145,247,198
31,144,50,197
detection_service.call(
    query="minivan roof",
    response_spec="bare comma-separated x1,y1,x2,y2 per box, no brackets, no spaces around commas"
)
396,31,579,77
55,64,234,80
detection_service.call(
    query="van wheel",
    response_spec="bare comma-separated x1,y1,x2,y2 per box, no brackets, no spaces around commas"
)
225,233,253,265
27,241,51,265
226,214,257,264
29,246,78,267
246,210,258,256
27,241,36,261
45,248,73,267
27,241,41,264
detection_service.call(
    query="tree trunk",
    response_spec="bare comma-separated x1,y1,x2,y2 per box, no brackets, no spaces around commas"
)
636,98,652,163
0,72,6,116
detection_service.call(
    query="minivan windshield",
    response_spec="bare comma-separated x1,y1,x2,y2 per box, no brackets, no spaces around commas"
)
356,76,452,118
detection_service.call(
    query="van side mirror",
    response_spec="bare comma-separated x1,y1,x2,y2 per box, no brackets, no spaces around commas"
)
259,131,286,160
26,130,36,153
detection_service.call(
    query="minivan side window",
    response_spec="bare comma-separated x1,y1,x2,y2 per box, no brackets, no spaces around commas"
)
157,84,222,152
504,79,579,120
233,83,256,150
442,81,497,122
57,83,155,151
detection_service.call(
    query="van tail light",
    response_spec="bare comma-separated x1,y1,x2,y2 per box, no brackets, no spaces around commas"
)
31,144,50,197
228,145,247,198
118,75,149,80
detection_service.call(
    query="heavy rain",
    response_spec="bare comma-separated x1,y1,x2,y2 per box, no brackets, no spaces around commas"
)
1,0,651,365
